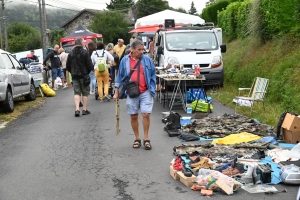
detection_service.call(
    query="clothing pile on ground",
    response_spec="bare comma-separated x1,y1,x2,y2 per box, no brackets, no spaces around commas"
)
164,112,300,196
182,113,275,139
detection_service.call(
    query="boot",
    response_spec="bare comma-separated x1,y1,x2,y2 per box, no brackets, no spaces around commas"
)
189,157,206,168
252,164,261,184
181,161,192,177
241,165,254,185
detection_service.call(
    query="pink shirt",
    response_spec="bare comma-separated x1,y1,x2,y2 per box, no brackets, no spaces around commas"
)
129,54,148,93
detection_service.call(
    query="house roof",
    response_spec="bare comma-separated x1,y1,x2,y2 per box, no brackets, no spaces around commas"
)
60,8,134,28
60,9,101,28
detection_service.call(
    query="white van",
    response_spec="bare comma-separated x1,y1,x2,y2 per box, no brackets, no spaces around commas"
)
154,24,226,86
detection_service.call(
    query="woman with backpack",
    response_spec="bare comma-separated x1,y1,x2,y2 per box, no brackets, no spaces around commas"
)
106,43,119,83
91,42,114,102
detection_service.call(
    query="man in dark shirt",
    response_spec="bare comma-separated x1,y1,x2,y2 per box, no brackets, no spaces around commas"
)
66,37,94,117
30,50,39,62
43,44,66,90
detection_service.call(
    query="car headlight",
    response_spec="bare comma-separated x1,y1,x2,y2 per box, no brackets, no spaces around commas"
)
167,57,180,67
211,55,222,68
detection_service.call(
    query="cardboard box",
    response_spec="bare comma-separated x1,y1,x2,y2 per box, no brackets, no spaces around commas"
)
281,113,300,144
282,113,300,131
177,171,197,187
170,165,180,180
282,128,300,144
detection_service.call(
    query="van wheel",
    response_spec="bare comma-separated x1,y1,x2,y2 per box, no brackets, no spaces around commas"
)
25,82,36,101
1,88,14,113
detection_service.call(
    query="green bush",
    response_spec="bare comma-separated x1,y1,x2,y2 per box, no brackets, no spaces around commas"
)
201,0,230,25
260,0,297,39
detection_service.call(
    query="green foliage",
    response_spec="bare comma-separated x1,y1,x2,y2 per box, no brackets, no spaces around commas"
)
106,0,134,11
170,7,187,13
201,0,230,25
49,30,66,47
136,0,169,18
188,1,198,15
260,0,297,40
88,11,130,45
7,23,41,52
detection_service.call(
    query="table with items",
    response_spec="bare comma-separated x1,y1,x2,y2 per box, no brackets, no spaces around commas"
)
156,69,207,112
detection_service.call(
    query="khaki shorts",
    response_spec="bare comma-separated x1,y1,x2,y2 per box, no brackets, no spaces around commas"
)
73,79,90,96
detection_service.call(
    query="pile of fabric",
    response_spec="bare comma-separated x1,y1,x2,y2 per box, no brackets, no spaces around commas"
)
181,113,275,139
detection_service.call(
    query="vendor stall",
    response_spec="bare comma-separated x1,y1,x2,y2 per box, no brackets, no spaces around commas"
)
60,24,102,46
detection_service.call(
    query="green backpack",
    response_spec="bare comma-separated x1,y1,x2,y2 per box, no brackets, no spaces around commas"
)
96,50,106,72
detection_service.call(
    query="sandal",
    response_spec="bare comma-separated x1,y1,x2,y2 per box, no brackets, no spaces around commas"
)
133,139,141,148
143,140,152,150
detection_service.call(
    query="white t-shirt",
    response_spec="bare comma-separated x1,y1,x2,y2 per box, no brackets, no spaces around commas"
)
91,49,114,69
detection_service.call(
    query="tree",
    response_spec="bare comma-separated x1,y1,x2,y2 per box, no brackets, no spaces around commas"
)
170,7,187,13
188,1,198,15
49,30,66,47
106,0,134,12
7,22,41,52
206,0,219,7
88,11,130,45
136,0,169,18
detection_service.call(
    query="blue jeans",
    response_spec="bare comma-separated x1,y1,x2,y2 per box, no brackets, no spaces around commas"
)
110,66,116,83
89,70,96,92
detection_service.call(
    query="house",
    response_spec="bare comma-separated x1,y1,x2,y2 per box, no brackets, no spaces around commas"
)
60,9,135,35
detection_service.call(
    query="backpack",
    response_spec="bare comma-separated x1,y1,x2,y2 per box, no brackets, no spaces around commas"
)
96,50,106,72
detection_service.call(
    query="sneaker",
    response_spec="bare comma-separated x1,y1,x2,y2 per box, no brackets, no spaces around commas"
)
79,102,83,107
99,99,103,102
82,110,90,115
75,110,80,117
53,87,58,91
103,95,111,101
62,84,68,89
90,91,95,95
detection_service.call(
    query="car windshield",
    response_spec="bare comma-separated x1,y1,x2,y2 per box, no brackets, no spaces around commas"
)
165,32,218,51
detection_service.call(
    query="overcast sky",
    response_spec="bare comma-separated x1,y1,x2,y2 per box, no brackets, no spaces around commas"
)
13,0,209,14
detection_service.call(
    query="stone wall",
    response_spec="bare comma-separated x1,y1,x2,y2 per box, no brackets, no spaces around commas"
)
64,12,94,35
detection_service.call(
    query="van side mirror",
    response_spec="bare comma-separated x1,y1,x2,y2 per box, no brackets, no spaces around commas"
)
220,44,226,53
157,46,164,55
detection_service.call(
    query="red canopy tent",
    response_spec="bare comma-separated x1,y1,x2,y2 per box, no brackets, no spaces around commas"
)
60,25,102,46
129,25,181,33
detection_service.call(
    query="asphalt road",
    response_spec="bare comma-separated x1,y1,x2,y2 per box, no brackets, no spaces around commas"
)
0,88,298,200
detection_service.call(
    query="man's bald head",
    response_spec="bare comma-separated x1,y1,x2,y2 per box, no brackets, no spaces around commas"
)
54,44,59,52
118,39,124,47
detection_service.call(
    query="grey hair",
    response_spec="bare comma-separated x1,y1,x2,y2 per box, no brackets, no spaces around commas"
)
106,43,114,51
131,39,144,49
75,37,84,45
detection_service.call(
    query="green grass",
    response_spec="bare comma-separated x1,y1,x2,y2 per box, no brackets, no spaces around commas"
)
210,36,300,126
0,90,45,127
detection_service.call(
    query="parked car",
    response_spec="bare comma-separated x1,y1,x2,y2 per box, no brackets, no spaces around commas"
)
0,49,36,113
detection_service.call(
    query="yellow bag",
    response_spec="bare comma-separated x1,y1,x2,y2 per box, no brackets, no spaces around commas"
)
39,83,56,97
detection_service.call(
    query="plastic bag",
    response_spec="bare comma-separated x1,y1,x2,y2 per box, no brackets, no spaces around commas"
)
191,100,213,112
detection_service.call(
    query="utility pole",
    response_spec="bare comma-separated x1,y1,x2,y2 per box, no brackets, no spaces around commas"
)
1,0,7,51
38,0,44,54
41,0,49,56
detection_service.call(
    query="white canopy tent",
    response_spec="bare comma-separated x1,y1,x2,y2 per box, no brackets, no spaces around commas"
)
135,10,205,28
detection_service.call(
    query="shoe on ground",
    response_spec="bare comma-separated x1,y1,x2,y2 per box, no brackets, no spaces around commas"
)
99,99,103,102
82,110,90,115
79,102,83,107
103,95,111,101
62,83,68,89
90,91,95,95
222,163,244,177
75,110,80,117
53,87,58,91
241,175,254,185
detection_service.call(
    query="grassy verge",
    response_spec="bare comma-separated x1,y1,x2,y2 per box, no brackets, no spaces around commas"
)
0,90,46,128
207,36,300,127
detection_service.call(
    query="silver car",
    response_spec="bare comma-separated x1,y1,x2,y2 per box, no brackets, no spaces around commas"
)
0,50,36,113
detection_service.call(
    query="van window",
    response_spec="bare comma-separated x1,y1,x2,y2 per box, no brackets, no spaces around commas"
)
2,53,14,69
165,32,218,51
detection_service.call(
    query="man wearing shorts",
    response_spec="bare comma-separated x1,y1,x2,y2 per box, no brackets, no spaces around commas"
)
114,39,156,150
43,44,66,90
66,38,94,117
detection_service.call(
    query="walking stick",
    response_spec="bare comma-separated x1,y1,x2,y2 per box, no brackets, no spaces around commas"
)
116,100,120,135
